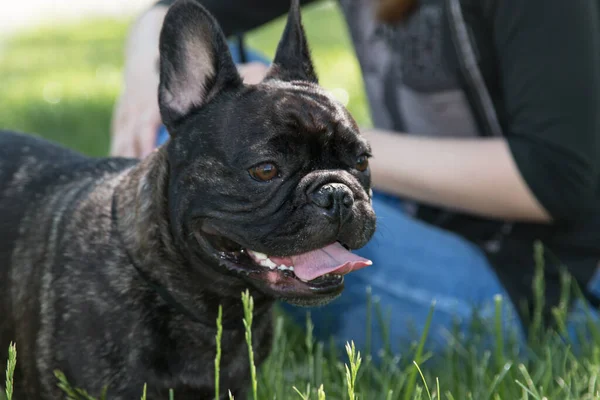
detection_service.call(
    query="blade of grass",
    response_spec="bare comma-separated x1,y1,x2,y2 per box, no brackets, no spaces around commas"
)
293,384,311,400
413,361,432,400
344,341,362,400
306,312,315,388
530,241,546,346
215,304,223,400
317,384,326,400
403,301,435,400
242,290,258,400
484,362,513,400
365,286,373,400
493,295,507,400
517,363,542,399
5,343,16,400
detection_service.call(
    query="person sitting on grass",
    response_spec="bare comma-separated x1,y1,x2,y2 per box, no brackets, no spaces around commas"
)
111,0,600,356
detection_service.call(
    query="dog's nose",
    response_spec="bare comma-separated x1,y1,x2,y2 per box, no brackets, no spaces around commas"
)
310,183,354,222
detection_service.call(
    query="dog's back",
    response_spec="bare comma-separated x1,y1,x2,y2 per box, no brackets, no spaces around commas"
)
0,131,90,363
0,131,136,396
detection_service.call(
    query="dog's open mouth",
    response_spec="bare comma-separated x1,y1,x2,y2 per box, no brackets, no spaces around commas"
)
202,233,372,300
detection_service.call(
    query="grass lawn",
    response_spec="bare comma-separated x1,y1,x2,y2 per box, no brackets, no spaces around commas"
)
2,2,600,399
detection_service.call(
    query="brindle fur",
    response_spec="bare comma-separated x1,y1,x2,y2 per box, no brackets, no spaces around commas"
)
0,134,271,399
0,0,376,398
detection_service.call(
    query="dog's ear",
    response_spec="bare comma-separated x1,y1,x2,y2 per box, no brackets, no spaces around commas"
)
265,0,318,84
158,0,242,130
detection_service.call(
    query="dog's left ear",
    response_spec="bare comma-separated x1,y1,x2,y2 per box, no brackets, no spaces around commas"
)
265,0,318,84
158,0,242,131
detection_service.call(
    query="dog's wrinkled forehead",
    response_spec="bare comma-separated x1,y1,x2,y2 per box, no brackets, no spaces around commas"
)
212,79,370,164
264,80,359,135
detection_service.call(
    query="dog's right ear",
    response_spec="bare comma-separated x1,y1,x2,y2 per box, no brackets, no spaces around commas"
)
158,0,242,131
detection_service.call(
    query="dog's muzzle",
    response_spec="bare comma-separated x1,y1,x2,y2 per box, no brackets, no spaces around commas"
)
309,182,354,223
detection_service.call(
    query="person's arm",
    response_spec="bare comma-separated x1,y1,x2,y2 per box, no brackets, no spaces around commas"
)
365,133,551,222
366,0,600,224
111,0,317,158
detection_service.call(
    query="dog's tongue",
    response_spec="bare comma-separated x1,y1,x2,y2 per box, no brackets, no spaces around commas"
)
275,242,371,282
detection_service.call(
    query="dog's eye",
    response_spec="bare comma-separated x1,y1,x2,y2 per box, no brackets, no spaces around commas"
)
356,155,369,172
248,163,279,182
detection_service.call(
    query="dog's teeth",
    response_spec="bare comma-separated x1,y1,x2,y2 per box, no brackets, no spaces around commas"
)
259,258,277,269
250,251,268,260
250,251,294,271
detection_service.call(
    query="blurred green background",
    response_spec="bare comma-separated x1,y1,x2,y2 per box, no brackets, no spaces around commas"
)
0,1,370,157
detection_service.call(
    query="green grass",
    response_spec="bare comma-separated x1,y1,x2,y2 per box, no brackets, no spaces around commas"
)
4,343,15,400
5,280,600,399
3,245,600,399
3,2,600,400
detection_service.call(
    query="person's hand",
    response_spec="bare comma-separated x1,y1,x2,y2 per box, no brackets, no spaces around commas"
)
110,6,167,159
110,68,161,159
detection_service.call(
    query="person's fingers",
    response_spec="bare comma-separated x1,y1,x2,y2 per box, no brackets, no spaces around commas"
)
136,119,160,159
132,105,162,158
112,137,136,158
109,124,127,157
109,96,131,156
110,89,162,159
139,130,158,158
112,132,137,158
110,110,139,158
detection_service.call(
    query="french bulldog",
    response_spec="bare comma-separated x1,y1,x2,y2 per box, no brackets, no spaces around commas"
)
0,0,376,398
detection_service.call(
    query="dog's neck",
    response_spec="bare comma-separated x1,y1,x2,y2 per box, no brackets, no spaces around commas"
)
111,148,272,328
112,148,177,269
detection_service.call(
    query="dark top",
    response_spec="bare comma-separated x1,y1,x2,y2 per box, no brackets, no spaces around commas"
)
155,0,600,327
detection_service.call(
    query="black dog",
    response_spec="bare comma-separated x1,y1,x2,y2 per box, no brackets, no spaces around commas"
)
0,0,376,398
